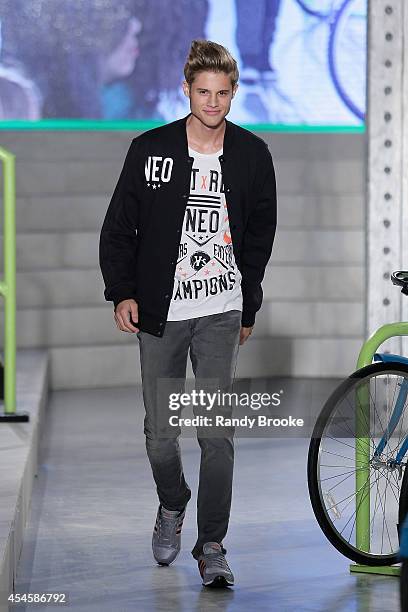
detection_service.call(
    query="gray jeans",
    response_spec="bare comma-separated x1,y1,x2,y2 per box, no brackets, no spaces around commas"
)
137,309,241,560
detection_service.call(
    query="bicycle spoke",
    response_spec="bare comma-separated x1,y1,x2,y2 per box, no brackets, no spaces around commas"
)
312,365,408,560
339,473,373,543
320,448,357,462
321,467,365,485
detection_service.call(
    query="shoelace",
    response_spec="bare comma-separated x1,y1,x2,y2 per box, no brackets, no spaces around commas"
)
207,552,231,571
158,513,180,542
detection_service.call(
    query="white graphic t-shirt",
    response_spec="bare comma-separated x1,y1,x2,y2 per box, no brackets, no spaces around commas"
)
166,147,243,321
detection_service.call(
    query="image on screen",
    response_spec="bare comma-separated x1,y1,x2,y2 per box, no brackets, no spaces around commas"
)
0,0,367,129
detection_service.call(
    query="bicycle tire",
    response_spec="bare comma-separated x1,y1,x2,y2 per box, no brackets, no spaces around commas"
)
308,361,408,565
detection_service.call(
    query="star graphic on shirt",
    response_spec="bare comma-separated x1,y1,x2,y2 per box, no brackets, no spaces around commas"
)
204,269,210,275
153,184,157,190
147,183,150,187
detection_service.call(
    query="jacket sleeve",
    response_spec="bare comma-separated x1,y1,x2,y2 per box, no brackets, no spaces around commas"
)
240,141,277,327
99,138,142,309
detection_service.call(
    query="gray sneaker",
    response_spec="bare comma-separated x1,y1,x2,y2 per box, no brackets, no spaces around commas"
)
152,503,186,565
197,542,235,587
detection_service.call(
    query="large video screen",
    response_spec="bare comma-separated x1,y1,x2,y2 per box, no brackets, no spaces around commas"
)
0,0,366,129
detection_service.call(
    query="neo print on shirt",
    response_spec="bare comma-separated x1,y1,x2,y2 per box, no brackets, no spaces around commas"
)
171,157,239,303
184,164,228,248
144,156,174,189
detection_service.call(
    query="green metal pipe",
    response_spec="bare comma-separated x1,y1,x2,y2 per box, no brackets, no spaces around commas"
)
0,147,16,414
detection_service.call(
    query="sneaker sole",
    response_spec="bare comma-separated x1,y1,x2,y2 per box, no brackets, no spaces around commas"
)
203,574,234,587
155,546,181,566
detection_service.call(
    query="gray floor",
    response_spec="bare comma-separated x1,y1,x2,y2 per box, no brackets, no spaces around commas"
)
14,383,401,612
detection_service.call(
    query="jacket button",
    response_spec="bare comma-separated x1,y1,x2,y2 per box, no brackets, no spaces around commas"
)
159,322,164,327
219,156,224,162
182,194,188,198
226,187,231,193
165,294,170,298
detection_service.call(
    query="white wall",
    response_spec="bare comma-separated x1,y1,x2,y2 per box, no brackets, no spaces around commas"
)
0,130,365,388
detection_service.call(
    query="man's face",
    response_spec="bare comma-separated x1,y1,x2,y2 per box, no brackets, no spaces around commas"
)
183,70,238,128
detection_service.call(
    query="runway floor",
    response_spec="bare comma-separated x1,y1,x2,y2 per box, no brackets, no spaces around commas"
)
14,384,400,611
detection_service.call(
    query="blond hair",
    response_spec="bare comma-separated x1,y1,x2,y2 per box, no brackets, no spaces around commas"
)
184,39,239,88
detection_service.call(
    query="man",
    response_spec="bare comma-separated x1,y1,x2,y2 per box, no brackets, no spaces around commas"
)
235,0,282,86
99,39,277,588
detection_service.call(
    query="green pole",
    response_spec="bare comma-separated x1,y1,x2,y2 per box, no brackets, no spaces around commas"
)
355,383,370,553
355,322,408,553
0,147,16,414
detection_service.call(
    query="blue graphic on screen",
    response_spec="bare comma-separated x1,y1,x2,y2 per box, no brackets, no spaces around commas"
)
0,0,366,126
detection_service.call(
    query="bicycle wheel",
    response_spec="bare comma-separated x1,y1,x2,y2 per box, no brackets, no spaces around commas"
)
308,362,408,565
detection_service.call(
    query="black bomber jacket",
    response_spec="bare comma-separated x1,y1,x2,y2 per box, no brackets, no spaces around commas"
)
99,112,277,338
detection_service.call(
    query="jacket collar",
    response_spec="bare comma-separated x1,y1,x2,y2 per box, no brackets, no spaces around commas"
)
173,112,235,157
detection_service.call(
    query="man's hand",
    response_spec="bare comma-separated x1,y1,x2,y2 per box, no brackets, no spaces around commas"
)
114,299,139,333
239,325,254,345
